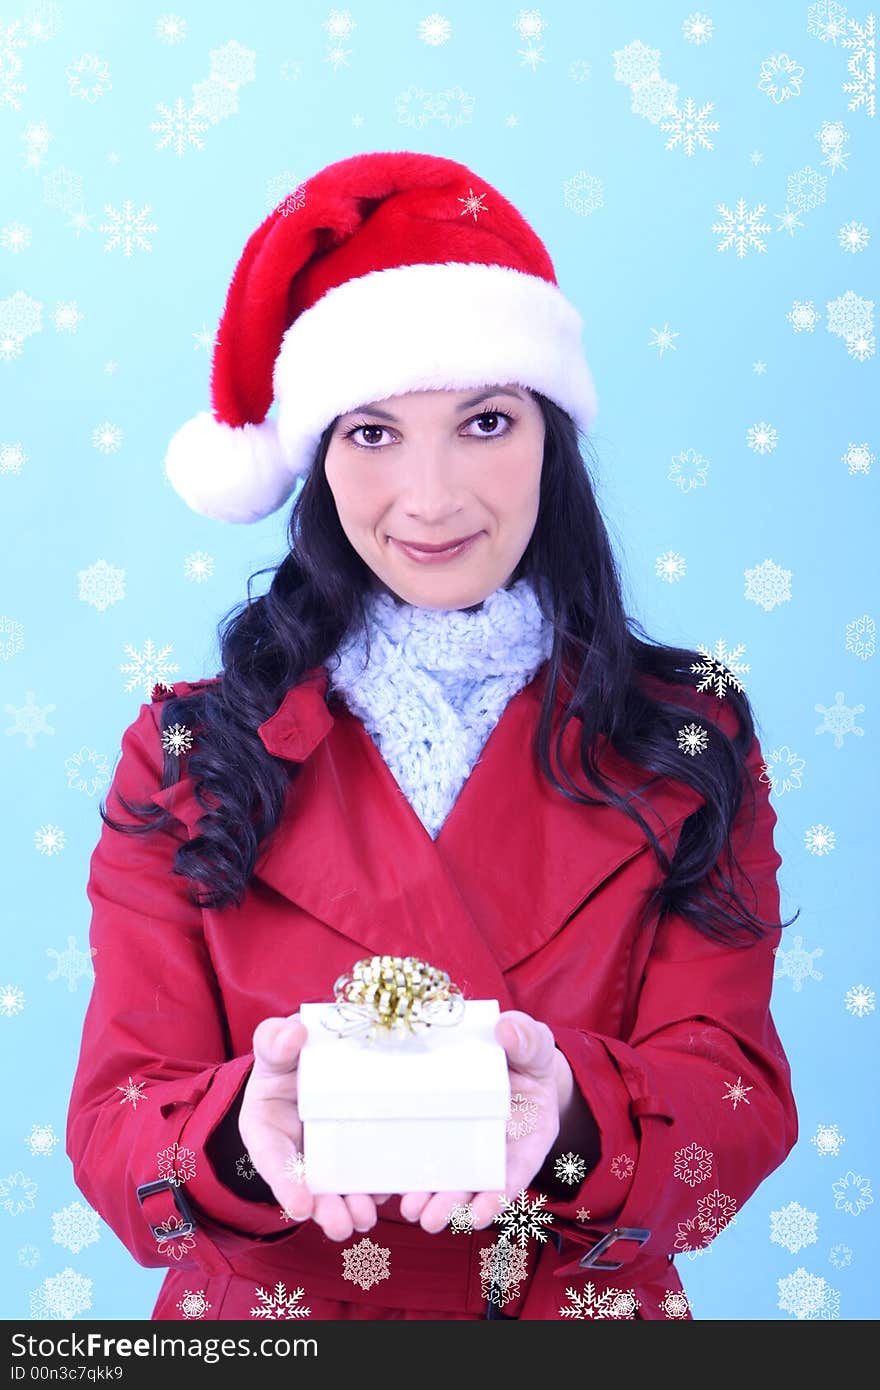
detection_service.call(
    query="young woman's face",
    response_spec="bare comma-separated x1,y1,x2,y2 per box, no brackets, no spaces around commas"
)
323,384,545,610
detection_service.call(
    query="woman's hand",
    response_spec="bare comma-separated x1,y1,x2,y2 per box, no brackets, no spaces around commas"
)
398,1008,571,1234
238,1013,391,1242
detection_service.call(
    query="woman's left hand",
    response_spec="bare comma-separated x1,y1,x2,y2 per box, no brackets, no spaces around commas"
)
398,1008,572,1234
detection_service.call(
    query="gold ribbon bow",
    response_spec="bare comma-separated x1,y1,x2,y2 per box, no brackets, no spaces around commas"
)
321,954,465,1043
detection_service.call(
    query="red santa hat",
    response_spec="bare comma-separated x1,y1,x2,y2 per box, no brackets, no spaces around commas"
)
164,149,599,524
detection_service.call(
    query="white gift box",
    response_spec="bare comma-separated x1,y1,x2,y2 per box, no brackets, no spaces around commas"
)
297,999,510,1194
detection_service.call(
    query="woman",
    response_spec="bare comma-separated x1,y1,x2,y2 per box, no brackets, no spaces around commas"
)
67,150,799,1321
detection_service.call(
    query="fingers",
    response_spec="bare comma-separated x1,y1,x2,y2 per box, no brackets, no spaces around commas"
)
400,1191,477,1234
251,1014,307,1080
495,1011,557,1078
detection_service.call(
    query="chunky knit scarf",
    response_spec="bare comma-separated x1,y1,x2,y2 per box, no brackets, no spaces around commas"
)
326,577,555,840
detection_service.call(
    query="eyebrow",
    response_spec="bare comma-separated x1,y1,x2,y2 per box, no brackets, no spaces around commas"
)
340,386,524,422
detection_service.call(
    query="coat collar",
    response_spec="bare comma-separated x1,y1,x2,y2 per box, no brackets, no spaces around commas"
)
149,664,704,1004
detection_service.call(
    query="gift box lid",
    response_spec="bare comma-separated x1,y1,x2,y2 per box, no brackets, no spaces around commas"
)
297,999,511,1121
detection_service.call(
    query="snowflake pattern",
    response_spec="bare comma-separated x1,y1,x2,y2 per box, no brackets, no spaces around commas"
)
660,97,720,155
479,1238,530,1305
712,199,773,258
828,1243,853,1270
119,640,180,697
0,984,26,1017
51,1201,100,1254
150,98,209,157
659,1289,690,1318
610,1154,635,1181
690,640,750,697
176,1289,211,1319
815,692,865,747
844,984,875,1017
25,1123,58,1158
235,1153,256,1181
832,1170,873,1215
769,1201,818,1254
553,1152,587,1185
506,1091,539,1139
153,1215,195,1262
673,1215,713,1255
282,1150,307,1184
156,1143,196,1187
673,1143,713,1187
116,1077,146,1109
774,935,824,991
46,936,97,992
559,1283,640,1318
341,1236,391,1290
696,1188,737,1236
448,1202,475,1233
811,1124,845,1157
31,1267,93,1319
677,722,709,756
100,201,158,258
777,1266,840,1319
250,1282,311,1319
0,1171,38,1215
492,1189,554,1247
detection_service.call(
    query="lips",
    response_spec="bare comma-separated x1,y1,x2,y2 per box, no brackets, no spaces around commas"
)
393,533,480,553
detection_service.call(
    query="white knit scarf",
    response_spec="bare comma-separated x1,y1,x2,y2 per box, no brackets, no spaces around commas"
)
325,577,555,840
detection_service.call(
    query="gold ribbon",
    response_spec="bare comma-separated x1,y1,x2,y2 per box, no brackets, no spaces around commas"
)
320,954,465,1043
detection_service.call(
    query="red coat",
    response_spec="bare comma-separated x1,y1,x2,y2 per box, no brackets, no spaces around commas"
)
67,662,797,1321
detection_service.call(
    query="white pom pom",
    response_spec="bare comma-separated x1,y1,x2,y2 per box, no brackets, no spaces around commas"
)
163,411,302,523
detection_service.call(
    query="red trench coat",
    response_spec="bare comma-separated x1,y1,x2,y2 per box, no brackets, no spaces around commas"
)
67,661,797,1321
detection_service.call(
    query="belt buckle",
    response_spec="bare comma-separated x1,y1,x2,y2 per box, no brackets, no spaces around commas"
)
136,1177,197,1242
578,1226,651,1271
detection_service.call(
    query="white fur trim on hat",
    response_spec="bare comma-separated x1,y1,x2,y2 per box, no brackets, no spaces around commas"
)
163,411,299,524
273,261,598,482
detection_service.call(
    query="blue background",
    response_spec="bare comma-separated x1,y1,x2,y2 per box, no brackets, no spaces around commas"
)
1,0,877,1320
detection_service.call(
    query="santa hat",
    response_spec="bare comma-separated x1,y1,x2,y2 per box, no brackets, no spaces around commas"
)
164,149,599,524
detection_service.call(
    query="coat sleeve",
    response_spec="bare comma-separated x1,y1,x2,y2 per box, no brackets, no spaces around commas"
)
66,699,302,1278
538,725,798,1277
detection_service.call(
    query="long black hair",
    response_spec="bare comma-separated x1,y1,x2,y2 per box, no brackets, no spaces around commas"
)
102,390,798,946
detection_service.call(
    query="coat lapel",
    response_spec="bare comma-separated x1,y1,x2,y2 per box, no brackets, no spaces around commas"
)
149,664,704,1000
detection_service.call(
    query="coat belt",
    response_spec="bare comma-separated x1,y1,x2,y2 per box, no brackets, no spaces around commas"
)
220,1213,542,1317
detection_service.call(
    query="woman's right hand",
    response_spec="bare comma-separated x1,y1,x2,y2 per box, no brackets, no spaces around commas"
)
239,1013,390,1242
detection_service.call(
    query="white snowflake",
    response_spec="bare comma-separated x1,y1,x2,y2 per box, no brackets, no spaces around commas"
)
0,1171,38,1214
46,937,96,992
712,199,773,258
119,640,180,697
554,1151,587,1184
176,1289,211,1318
250,1282,311,1319
184,551,215,583
157,1143,196,1186
770,1201,818,1254
677,723,708,757
151,99,209,157
18,1244,40,1268
673,1143,713,1187
682,13,713,46
32,1267,93,1319
506,1091,539,1139
100,201,158,258
116,1076,146,1109
773,935,824,991
25,1124,59,1157
696,1188,737,1236
0,984,26,1017
559,1283,640,1318
235,1153,256,1180
841,12,876,116
675,425,713,479
660,97,719,155
828,1243,852,1269
155,1215,195,1261
341,1236,391,1290
1,221,31,252
418,14,452,46
690,640,750,698
91,421,123,454
788,300,821,333
611,1153,635,1181
815,692,865,748
758,52,805,104
209,39,257,86
35,825,66,857
777,1266,838,1319
612,39,661,86
160,722,194,758
811,1123,845,1157
631,73,679,123
66,53,111,103
804,825,836,856
744,559,793,612
844,984,875,1017
648,324,679,355
839,220,870,253
788,165,827,213
479,1238,530,1305
845,613,875,661
448,1202,475,1233
660,1288,690,1317
656,551,687,583
832,1170,873,1215
282,1150,307,1183
156,14,187,45
51,1201,101,1254
492,1188,554,1247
